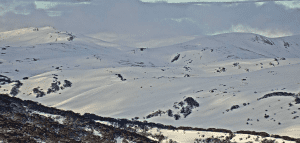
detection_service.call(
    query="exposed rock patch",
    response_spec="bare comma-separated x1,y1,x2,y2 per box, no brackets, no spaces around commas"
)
43,75,72,96
33,87,46,98
0,75,23,97
145,97,199,120
257,92,299,102
63,80,72,87
171,54,180,62
116,74,126,81
216,67,226,73
253,35,274,45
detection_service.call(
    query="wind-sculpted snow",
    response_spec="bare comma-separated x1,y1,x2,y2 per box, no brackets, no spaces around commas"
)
1,27,300,140
0,27,76,47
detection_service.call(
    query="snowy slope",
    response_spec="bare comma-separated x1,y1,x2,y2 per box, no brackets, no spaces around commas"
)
0,27,300,140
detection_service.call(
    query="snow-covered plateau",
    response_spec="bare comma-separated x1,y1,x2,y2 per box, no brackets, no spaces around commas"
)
0,26,300,142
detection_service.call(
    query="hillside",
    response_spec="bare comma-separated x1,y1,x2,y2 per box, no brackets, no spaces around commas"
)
1,93,299,143
0,27,300,142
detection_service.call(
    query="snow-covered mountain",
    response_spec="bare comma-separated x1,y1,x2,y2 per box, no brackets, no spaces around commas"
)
1,27,300,142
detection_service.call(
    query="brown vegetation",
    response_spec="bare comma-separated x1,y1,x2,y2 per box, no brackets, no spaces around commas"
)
1,93,299,143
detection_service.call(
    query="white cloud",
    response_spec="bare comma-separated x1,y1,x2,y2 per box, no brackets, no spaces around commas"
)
0,0,299,38
275,1,300,9
34,1,59,9
34,1,91,10
208,24,293,38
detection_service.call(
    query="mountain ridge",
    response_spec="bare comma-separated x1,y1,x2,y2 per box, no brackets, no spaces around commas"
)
0,26,300,141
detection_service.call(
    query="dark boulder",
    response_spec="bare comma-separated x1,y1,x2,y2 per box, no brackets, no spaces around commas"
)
63,80,72,87
171,54,180,62
184,97,199,108
230,105,239,111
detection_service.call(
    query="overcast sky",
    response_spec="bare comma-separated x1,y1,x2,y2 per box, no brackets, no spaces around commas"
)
0,0,299,38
